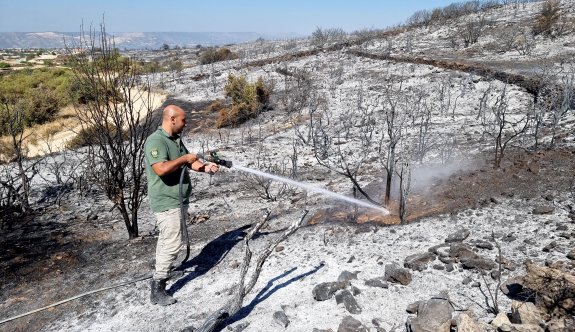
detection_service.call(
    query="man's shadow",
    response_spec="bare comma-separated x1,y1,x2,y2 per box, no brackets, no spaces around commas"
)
216,263,324,331
168,224,251,294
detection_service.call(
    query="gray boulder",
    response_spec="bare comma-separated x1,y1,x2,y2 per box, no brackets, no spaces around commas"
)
337,316,369,332
385,263,413,286
404,252,437,272
449,243,478,260
460,256,497,270
532,206,554,215
313,281,349,301
335,290,362,314
272,310,290,328
406,291,454,332
445,229,470,243
365,277,389,289
338,271,359,283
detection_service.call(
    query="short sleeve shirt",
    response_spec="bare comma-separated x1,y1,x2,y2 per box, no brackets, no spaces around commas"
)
145,127,191,213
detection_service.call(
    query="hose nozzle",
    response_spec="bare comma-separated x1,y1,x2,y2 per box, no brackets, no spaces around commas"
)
197,150,232,168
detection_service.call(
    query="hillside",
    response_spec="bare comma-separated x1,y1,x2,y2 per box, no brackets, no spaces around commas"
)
1,1,574,331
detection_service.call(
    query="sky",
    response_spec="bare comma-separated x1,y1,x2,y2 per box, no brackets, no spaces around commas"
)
0,0,458,36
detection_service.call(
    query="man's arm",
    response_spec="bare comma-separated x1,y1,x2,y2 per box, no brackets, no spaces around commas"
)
190,160,219,174
151,153,199,176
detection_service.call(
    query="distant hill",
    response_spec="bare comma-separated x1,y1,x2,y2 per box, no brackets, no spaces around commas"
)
0,32,303,49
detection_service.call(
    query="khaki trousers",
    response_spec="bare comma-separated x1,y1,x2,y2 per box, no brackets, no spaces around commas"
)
153,206,187,280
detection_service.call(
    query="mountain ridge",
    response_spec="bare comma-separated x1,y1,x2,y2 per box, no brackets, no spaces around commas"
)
0,31,303,49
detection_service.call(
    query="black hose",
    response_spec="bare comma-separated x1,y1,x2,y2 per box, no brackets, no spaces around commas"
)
179,165,191,266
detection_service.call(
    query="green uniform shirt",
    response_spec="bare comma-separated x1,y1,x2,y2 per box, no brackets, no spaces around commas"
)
145,127,192,213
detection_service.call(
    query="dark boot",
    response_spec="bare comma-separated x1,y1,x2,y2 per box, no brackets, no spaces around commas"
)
167,269,184,280
150,279,176,306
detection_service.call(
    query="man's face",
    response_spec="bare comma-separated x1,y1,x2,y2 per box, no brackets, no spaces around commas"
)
172,110,186,135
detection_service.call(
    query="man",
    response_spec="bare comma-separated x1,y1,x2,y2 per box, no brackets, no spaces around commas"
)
145,104,219,306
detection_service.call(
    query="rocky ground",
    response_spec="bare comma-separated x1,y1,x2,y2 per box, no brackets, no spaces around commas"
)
1,142,574,332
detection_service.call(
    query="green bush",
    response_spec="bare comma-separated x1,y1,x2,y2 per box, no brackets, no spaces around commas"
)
0,62,10,69
0,68,73,126
0,68,73,104
216,75,271,128
199,47,238,65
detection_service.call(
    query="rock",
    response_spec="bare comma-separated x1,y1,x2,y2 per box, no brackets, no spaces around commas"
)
566,248,575,260
343,284,357,296
231,321,250,332
335,290,362,314
499,324,512,332
384,263,412,286
406,291,453,332
470,239,494,250
527,163,540,174
406,301,421,314
338,271,359,283
523,263,575,318
491,270,501,280
532,206,554,215
445,228,470,243
272,310,290,328
510,300,542,325
404,252,437,272
462,277,472,285
455,313,485,332
508,324,544,332
500,276,525,297
313,281,348,301
428,243,450,256
556,224,568,231
445,263,455,272
496,256,517,271
372,318,384,327
365,277,388,289
542,241,557,252
433,264,445,270
438,254,455,264
546,317,575,332
313,329,334,332
449,243,478,260
275,245,284,252
460,256,497,270
491,312,511,329
337,316,369,332
501,234,517,243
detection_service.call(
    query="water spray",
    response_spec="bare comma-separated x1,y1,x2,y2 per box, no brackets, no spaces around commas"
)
233,164,389,215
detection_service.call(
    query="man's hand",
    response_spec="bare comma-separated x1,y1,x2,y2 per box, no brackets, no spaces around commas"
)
185,153,199,167
205,162,220,175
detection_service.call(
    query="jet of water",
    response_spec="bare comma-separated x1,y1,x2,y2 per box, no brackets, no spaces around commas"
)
233,164,389,215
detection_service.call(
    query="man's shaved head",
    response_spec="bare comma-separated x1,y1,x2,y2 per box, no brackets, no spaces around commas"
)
163,105,185,121
161,105,187,136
